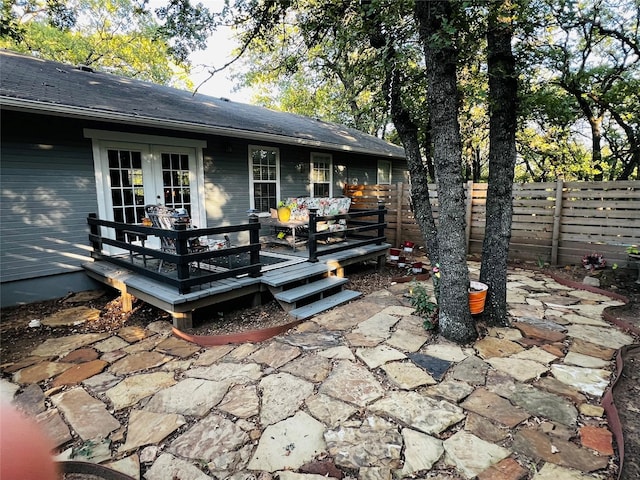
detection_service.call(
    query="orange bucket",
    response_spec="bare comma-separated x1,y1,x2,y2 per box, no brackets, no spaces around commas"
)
469,281,488,314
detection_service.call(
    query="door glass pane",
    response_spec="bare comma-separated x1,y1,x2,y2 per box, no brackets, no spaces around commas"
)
108,149,119,168
110,169,121,187
120,150,131,168
108,148,146,240
124,207,136,223
121,170,132,188
161,152,192,214
111,190,123,206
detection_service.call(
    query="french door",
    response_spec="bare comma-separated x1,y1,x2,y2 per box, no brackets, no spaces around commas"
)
105,146,197,233
87,130,206,251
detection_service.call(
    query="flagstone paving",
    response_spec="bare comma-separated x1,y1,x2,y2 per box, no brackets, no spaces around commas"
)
1,265,637,480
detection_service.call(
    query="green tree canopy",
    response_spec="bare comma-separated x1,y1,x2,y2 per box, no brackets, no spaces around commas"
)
0,0,216,88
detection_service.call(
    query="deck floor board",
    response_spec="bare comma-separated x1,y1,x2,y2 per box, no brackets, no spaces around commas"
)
84,242,389,321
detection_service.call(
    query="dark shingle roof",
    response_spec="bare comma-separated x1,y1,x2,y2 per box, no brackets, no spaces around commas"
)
0,50,405,158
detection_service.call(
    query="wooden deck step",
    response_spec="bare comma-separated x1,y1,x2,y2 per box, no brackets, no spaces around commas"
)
274,276,349,303
289,289,361,320
260,261,336,288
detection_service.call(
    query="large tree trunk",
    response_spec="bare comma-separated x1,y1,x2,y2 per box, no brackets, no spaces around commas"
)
384,53,439,264
479,0,519,327
589,116,604,180
609,109,640,180
415,0,477,344
366,14,441,264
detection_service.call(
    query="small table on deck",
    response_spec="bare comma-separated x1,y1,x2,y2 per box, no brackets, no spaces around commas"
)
260,217,308,251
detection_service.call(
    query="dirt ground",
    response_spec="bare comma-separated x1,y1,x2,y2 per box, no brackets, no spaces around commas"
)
1,260,639,478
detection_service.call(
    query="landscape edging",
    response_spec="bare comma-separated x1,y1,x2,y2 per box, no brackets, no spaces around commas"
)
544,269,636,480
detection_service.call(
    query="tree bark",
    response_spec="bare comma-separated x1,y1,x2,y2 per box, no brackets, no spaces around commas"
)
415,0,477,344
609,109,640,180
383,49,440,264
479,0,518,327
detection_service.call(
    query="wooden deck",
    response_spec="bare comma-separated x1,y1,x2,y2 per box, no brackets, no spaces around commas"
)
83,242,389,329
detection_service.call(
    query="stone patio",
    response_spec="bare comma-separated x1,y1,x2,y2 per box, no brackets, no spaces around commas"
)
1,265,636,480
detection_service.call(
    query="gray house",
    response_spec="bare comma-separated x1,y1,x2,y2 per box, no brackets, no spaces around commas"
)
0,50,406,307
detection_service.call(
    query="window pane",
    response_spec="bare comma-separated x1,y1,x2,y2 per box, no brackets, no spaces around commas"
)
123,190,133,205
120,150,131,168
311,154,332,197
171,153,180,170
132,169,143,186
112,190,123,206
134,188,145,205
110,169,121,187
377,161,392,184
131,151,142,169
108,150,119,168
124,207,136,224
121,170,132,188
314,184,330,197
114,209,124,223
253,182,276,211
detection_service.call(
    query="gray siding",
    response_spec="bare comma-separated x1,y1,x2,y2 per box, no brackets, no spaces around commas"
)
1,112,98,284
280,145,313,198
334,153,378,187
1,109,406,306
202,139,252,230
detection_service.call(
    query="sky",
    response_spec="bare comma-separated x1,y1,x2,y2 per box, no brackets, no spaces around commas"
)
187,25,254,103
147,0,253,103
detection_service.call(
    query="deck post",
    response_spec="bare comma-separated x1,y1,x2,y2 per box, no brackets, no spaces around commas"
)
172,311,193,330
377,203,385,244
308,208,319,262
121,290,133,312
248,215,262,277
88,213,102,253
173,223,190,293
551,179,564,266
251,291,261,307
396,182,403,246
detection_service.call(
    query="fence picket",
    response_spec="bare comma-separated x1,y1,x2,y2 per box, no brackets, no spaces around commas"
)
344,181,640,266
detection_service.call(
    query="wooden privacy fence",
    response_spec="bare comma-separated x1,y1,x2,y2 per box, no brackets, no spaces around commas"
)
344,180,640,267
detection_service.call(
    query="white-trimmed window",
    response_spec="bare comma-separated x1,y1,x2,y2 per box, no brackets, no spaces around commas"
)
377,160,392,185
311,152,332,197
249,145,280,211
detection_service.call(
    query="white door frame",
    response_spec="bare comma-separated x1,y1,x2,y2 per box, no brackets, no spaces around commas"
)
85,129,207,227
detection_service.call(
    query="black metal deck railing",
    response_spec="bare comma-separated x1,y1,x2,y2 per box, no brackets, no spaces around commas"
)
87,204,386,294
87,214,262,294
307,204,387,261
